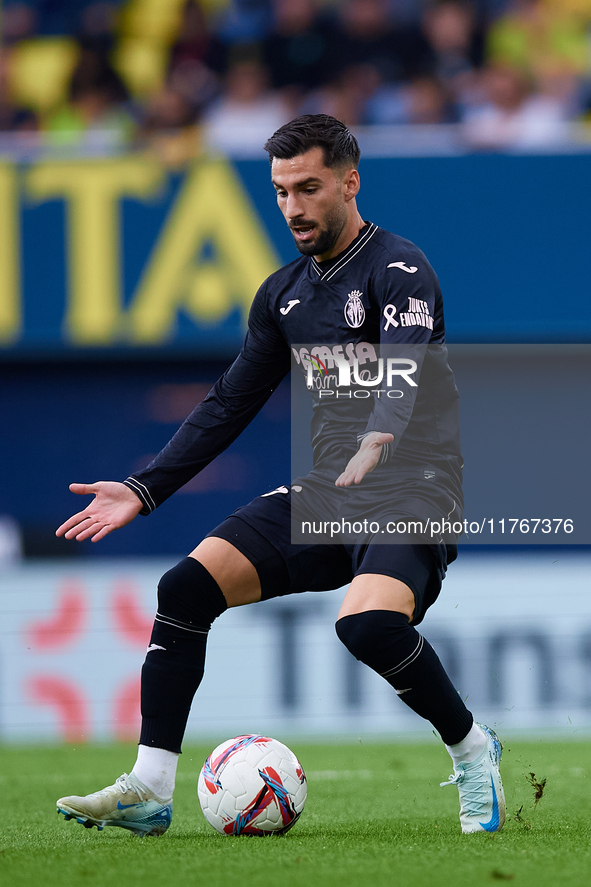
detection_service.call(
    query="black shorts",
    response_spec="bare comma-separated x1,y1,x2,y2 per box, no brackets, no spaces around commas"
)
206,485,457,626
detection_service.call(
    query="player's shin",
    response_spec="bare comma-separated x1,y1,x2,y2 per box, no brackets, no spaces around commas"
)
56,560,229,833
335,610,505,834
335,609,473,744
137,558,228,786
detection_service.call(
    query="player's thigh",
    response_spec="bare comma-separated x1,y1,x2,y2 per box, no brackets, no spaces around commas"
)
337,574,415,622
199,500,355,608
339,543,449,625
189,537,261,608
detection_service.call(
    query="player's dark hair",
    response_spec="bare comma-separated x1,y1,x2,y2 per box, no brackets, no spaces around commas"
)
264,114,360,170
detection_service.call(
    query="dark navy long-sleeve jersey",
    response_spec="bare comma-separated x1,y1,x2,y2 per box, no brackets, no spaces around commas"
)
124,223,463,515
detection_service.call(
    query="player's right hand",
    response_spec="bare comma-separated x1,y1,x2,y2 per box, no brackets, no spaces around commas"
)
55,481,143,543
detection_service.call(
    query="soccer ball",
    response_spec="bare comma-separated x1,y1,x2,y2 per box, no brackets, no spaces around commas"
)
198,734,307,835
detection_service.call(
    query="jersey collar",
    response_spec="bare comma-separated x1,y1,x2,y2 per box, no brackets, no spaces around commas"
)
311,222,377,283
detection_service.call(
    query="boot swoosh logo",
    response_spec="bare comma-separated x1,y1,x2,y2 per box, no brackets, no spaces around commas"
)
117,801,138,810
478,776,499,831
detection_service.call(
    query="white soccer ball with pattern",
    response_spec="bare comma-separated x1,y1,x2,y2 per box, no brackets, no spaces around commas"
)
197,735,307,835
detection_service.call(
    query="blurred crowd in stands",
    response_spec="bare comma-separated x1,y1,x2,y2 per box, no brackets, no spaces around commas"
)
1,0,591,159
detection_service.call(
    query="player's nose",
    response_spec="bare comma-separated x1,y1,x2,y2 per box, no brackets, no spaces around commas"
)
285,193,304,220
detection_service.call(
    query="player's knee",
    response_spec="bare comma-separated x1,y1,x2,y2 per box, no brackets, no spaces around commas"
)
157,557,228,629
335,609,411,665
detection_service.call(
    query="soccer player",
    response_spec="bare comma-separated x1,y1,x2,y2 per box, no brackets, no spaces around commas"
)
55,115,504,837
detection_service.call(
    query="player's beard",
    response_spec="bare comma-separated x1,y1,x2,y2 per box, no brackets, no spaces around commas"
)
290,204,347,258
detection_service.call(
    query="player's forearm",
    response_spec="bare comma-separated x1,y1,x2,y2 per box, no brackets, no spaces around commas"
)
124,352,288,514
360,343,426,461
123,408,258,512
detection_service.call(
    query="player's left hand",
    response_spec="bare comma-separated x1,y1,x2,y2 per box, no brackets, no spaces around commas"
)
335,432,394,487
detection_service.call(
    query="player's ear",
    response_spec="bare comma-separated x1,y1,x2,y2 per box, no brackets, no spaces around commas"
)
343,168,360,202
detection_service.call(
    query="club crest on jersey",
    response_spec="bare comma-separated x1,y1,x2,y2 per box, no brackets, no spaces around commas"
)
344,290,365,328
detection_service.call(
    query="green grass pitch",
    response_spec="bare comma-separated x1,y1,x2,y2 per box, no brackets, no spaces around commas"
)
1,739,590,887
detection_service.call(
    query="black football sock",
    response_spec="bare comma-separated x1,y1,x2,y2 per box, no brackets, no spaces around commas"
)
140,558,227,753
335,610,473,745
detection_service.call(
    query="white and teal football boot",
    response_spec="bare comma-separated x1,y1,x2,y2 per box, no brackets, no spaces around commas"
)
441,724,505,834
57,772,172,837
